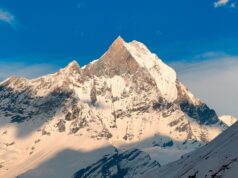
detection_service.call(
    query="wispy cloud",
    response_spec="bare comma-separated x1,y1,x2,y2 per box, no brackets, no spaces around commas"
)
0,9,18,29
76,1,86,9
170,53,238,118
214,0,229,7
214,0,236,8
0,62,58,81
230,2,236,8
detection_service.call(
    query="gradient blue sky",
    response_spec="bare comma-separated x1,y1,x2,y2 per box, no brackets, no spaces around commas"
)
0,0,238,117
0,0,238,67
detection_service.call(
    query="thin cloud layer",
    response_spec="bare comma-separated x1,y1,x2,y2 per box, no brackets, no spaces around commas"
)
0,9,17,29
0,62,58,81
170,55,238,118
214,0,236,8
214,0,229,7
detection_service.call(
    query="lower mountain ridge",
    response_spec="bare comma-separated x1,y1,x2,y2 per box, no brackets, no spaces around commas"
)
0,37,233,178
143,118,238,178
73,149,160,178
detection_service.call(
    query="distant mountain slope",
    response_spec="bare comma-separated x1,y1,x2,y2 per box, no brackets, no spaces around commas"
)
143,120,238,178
0,36,229,178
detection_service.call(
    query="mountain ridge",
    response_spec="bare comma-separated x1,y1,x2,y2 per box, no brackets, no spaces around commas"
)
0,36,232,178
143,116,238,178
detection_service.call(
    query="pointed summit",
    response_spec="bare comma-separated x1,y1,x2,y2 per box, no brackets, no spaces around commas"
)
116,35,124,41
82,37,179,102
105,36,127,55
111,36,125,47
60,60,81,75
66,60,80,69
82,36,141,77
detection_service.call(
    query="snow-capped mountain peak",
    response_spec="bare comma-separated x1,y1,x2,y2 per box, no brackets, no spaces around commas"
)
83,36,141,77
111,35,126,47
0,36,232,178
83,36,178,102
125,40,178,102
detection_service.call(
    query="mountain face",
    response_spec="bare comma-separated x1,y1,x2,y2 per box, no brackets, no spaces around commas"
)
0,37,229,178
143,119,238,178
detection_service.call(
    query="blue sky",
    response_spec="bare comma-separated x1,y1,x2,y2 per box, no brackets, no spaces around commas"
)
0,0,238,117
0,0,238,67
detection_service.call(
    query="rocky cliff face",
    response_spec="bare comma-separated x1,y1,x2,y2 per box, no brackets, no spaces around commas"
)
0,37,230,178
83,36,141,77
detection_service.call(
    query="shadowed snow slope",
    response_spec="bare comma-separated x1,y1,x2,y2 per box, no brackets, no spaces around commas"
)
142,121,238,178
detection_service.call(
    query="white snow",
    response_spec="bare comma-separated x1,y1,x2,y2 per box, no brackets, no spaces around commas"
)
0,77,11,85
0,123,115,178
125,41,178,102
81,59,99,69
107,75,126,97
219,115,237,126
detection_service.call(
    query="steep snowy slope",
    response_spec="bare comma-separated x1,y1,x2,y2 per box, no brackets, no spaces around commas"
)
143,119,238,178
0,36,228,178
